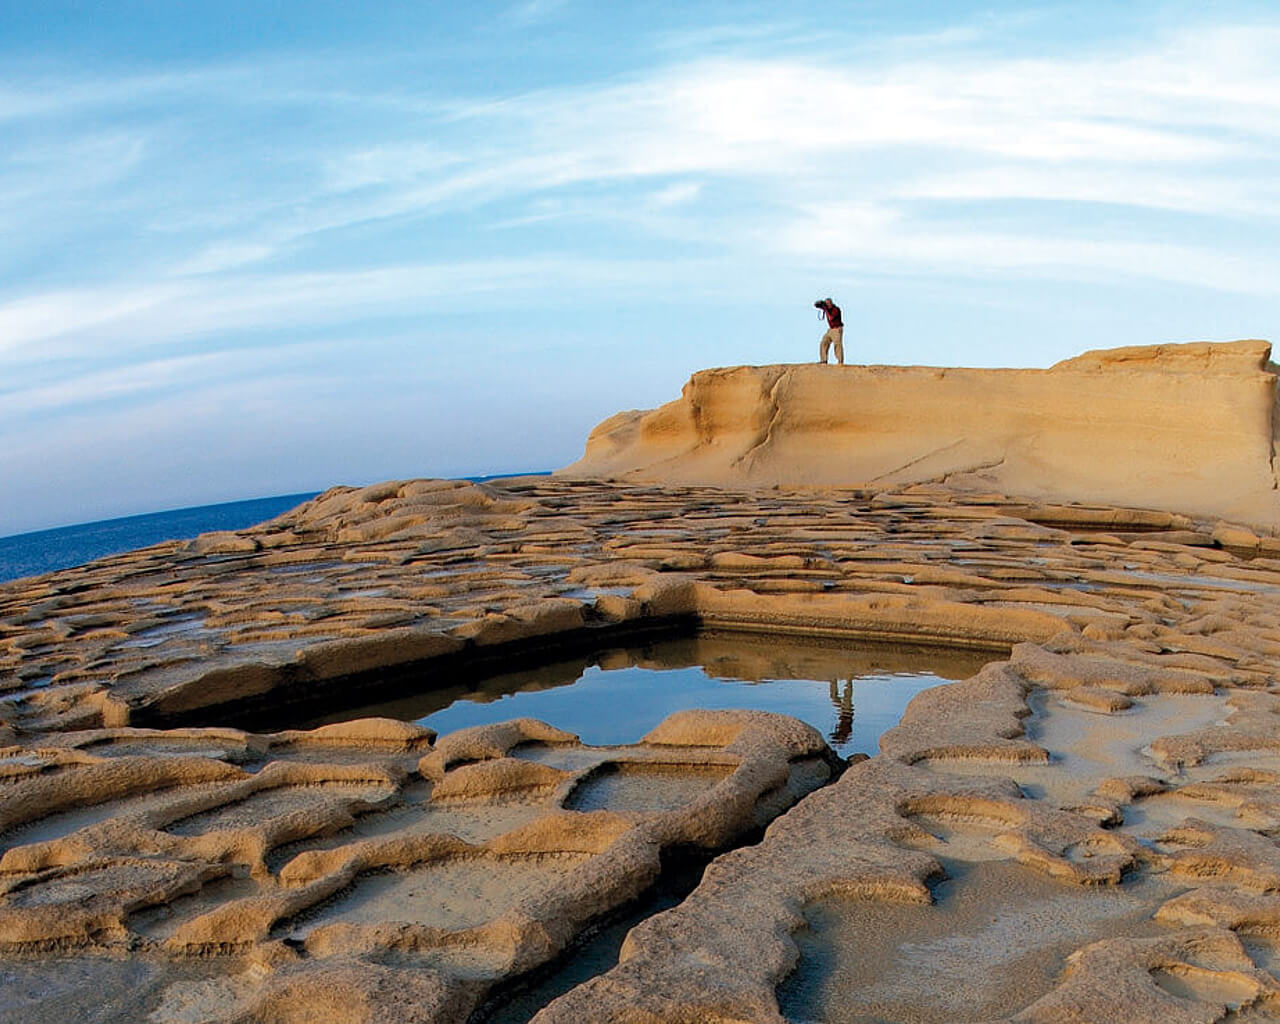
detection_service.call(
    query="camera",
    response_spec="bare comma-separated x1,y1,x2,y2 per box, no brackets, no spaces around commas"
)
813,300,824,308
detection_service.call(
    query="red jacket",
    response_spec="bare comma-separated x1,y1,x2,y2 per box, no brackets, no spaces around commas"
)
823,303,843,329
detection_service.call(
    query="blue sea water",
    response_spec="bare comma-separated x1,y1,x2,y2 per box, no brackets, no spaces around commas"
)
0,473,550,585
0,493,319,584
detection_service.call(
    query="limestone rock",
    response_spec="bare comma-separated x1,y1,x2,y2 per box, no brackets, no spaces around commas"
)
559,340,1280,528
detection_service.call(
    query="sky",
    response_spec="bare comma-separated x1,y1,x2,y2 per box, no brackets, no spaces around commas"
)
2,0,1278,536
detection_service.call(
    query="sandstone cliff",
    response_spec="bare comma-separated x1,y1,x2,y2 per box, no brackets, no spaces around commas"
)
559,340,1280,529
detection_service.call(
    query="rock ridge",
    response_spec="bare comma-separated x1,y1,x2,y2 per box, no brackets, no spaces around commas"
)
560,339,1280,529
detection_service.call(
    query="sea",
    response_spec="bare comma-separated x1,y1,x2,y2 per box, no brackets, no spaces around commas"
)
0,493,320,584
0,473,549,585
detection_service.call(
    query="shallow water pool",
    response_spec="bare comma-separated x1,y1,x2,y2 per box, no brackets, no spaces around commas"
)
312,633,994,759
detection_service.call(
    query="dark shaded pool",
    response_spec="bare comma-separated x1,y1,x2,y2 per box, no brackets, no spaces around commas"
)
308,633,994,759
474,852,701,1024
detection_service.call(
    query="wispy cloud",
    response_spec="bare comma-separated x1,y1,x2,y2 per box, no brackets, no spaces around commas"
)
249,23,1280,270
0,257,709,361
7,18,1277,304
171,242,279,276
0,347,307,420
776,200,1280,296
2,8,1278,531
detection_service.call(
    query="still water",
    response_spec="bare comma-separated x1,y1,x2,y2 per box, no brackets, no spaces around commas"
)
432,632,995,1022
306,632,995,759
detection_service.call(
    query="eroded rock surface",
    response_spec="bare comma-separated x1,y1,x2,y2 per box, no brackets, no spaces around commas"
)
6,474,1280,1021
0,706,831,1023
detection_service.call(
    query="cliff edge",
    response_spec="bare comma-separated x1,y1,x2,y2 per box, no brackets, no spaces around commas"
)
559,339,1280,529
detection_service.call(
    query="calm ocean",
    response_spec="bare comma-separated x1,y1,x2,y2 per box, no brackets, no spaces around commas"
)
0,474,549,585
0,493,319,584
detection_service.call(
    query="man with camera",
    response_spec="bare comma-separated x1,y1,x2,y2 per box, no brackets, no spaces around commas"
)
815,298,844,365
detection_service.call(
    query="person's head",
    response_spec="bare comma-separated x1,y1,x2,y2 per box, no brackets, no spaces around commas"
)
814,298,830,309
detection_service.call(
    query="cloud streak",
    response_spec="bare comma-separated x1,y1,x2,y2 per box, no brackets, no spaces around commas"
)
0,256,712,363
2,8,1277,532
5,18,1276,308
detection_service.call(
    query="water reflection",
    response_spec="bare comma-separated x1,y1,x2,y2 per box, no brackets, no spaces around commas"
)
829,679,855,748
299,633,994,759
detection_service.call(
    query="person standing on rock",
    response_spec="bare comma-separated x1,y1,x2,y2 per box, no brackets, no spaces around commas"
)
815,298,844,365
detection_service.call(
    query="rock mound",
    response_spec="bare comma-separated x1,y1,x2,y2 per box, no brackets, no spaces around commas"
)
559,339,1280,528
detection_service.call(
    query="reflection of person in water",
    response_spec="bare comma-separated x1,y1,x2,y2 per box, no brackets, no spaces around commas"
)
828,678,854,746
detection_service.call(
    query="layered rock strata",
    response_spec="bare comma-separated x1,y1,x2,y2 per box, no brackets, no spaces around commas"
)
560,339,1280,529
6,476,1280,1020
0,708,829,1022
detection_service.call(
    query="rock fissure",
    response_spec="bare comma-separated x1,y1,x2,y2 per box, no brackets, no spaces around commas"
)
865,436,970,485
938,453,1008,486
730,365,790,470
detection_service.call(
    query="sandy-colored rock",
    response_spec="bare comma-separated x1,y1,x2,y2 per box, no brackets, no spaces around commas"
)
560,340,1280,528
0,703,832,1020
267,717,435,753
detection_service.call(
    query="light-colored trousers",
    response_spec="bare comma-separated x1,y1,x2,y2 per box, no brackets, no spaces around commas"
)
819,327,844,365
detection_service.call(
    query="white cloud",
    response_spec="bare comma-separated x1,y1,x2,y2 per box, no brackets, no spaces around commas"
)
250,21,1276,278
322,143,467,192
1,12,1278,534
0,284,192,357
0,350,267,418
0,256,708,361
776,200,1280,296
892,166,1280,221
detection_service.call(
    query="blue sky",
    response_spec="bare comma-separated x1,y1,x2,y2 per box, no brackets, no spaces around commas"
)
2,0,1277,535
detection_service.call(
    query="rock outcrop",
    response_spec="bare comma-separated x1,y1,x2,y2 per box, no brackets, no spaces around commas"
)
559,340,1280,529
